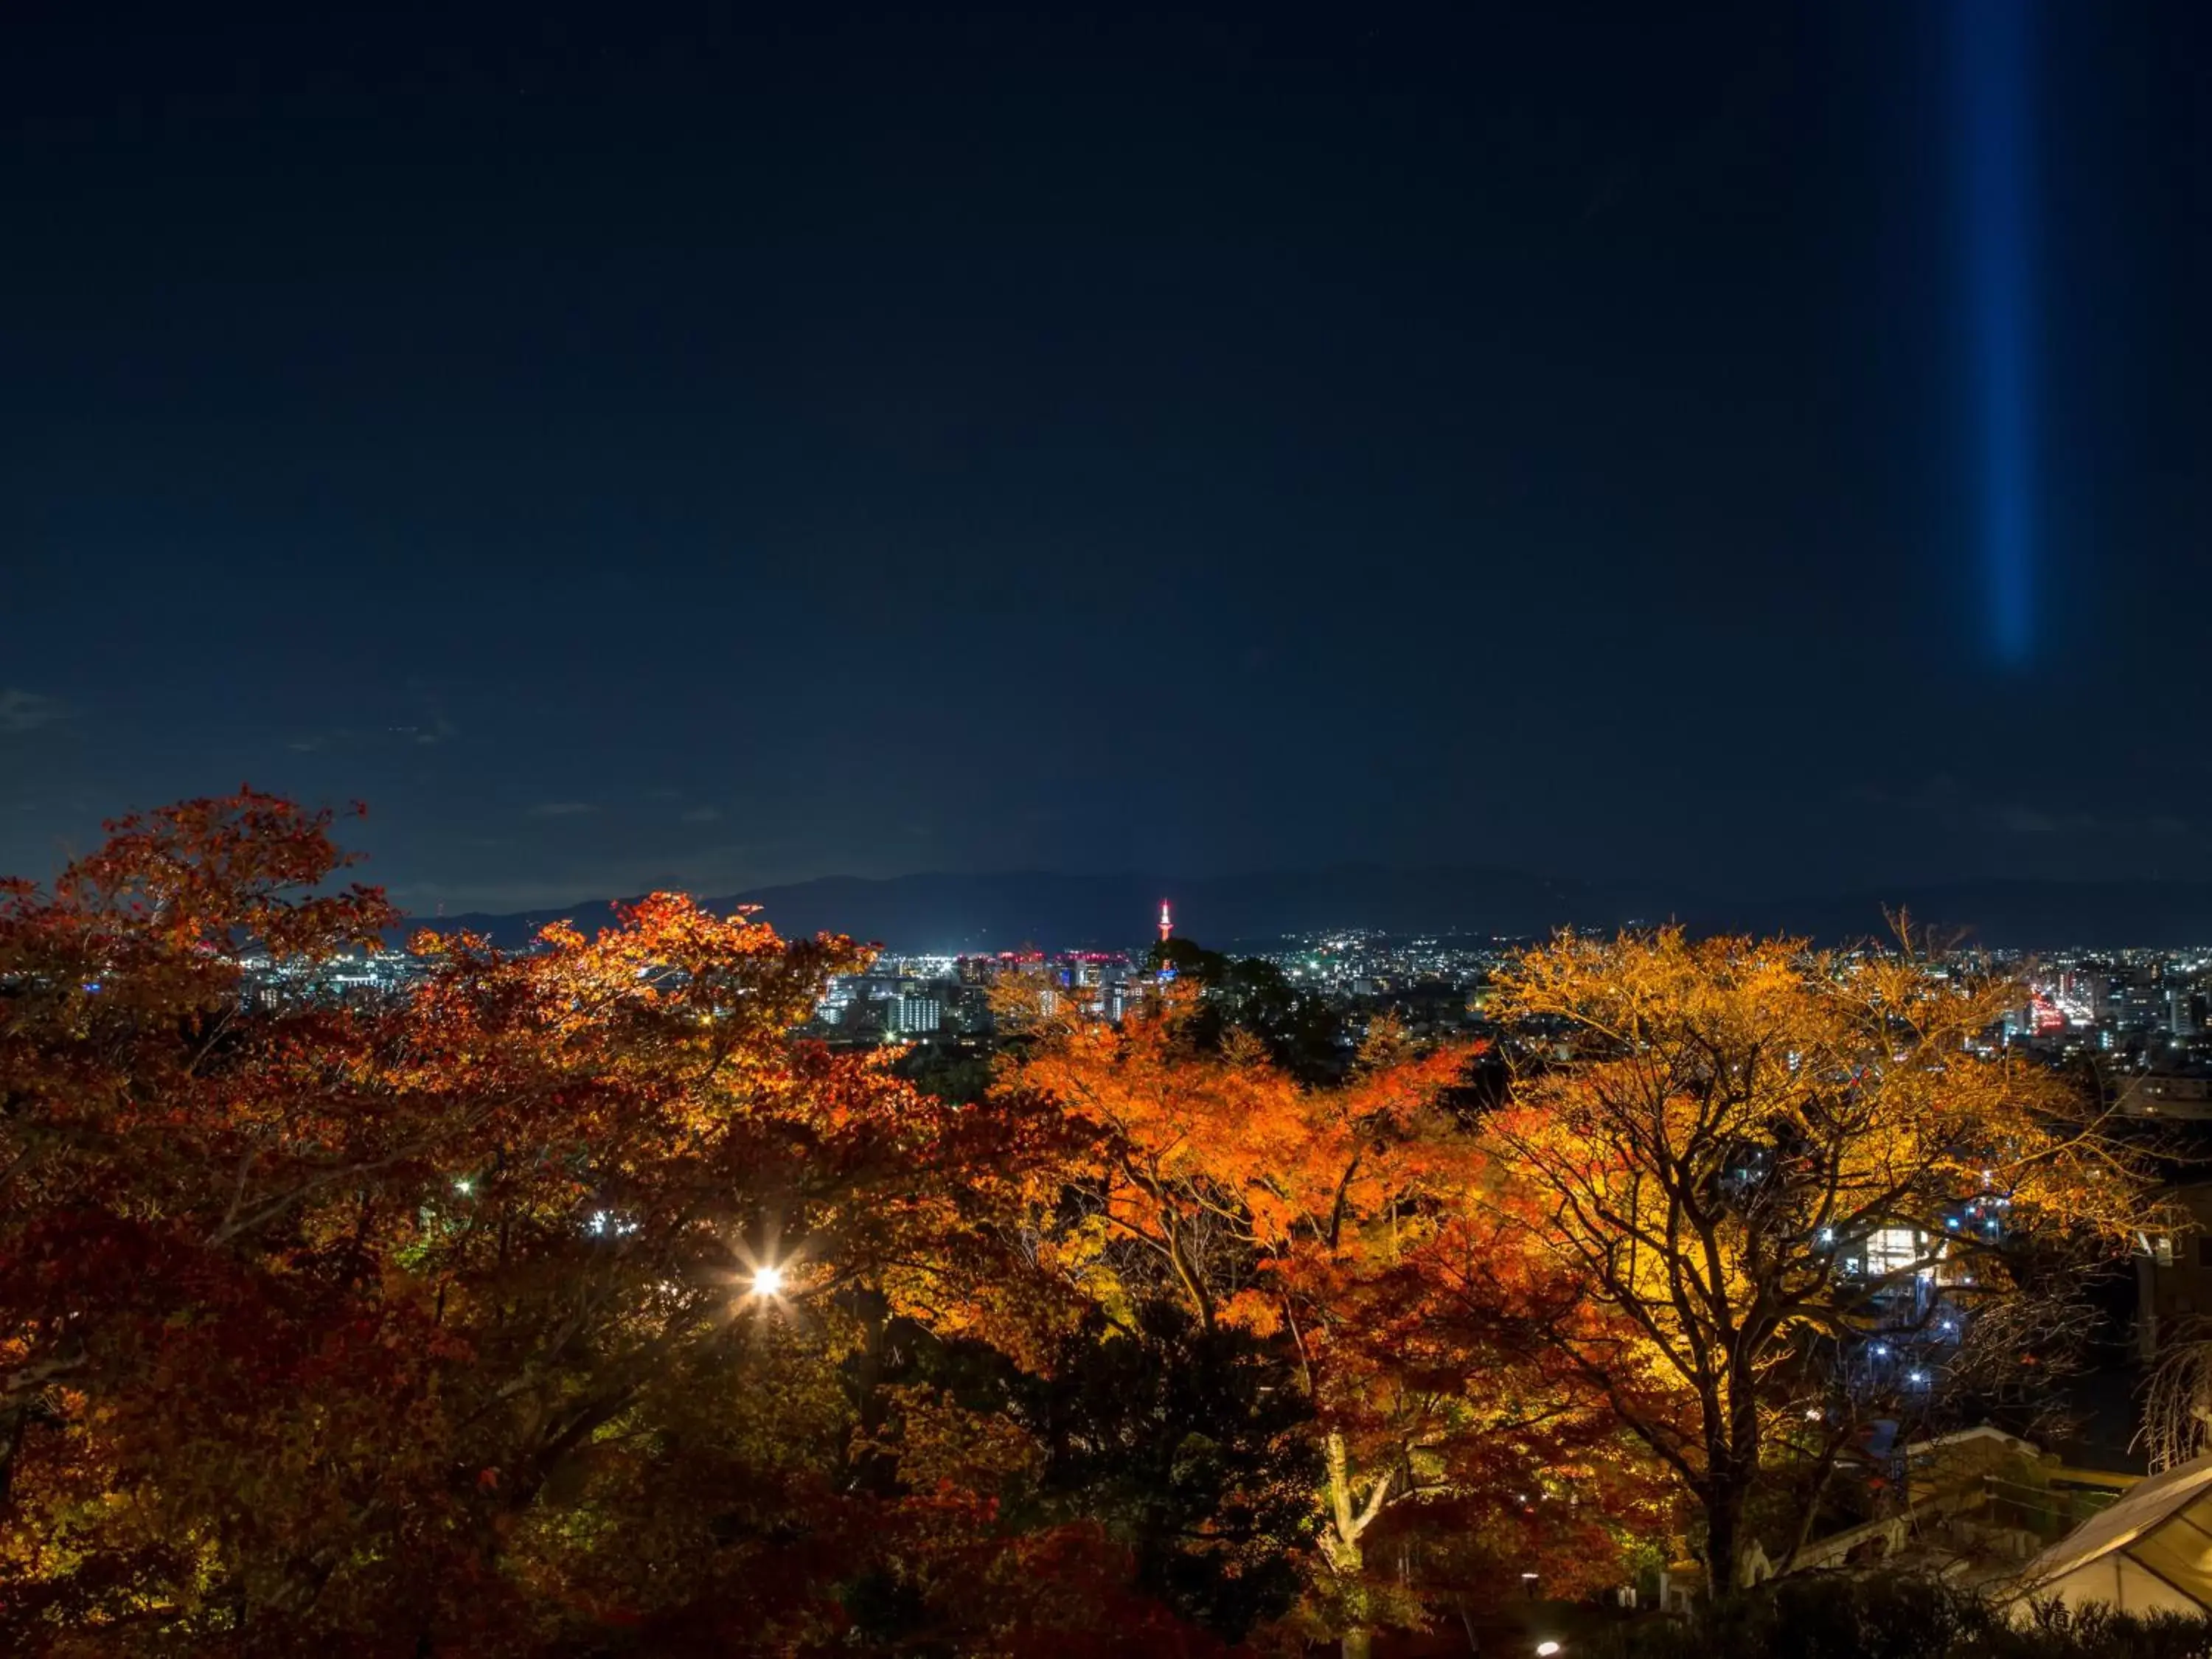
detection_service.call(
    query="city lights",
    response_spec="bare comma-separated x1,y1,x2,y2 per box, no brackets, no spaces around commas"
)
15,0,2210,1642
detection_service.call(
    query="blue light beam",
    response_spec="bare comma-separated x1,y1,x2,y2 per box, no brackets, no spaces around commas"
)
1953,0,2037,667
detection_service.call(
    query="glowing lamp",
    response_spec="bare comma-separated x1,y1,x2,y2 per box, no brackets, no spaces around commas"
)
751,1265,785,1297
1537,1644,1563,1657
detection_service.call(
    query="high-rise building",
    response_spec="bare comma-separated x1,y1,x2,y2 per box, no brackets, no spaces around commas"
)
888,995,942,1035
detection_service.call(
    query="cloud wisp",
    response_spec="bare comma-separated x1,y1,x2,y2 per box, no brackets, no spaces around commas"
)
0,690,69,734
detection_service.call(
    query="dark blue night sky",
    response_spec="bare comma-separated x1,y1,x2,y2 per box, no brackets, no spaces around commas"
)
5,1,2209,913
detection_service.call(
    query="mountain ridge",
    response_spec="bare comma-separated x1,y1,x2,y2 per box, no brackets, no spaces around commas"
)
395,867,2212,953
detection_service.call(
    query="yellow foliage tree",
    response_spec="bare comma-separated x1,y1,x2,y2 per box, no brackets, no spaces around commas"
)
1481,927,2163,1589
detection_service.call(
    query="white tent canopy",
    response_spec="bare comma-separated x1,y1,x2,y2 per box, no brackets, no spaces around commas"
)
2011,1452,2212,1617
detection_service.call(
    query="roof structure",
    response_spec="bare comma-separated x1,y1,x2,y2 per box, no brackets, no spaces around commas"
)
2011,1451,2212,1616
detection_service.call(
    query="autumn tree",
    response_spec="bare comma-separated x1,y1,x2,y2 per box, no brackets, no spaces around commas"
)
846,1296,1315,1644
1481,928,2164,1591
997,975,1630,1658
0,793,1192,1656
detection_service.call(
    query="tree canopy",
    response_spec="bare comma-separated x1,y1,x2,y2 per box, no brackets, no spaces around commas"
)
0,795,1135,1655
0,799,2173,1654
1480,928,2163,1587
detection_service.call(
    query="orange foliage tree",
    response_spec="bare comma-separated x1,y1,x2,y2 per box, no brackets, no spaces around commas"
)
0,793,1190,1656
997,978,1639,1657
1481,928,2164,1591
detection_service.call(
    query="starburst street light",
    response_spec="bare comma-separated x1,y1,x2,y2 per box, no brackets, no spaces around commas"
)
749,1265,785,1298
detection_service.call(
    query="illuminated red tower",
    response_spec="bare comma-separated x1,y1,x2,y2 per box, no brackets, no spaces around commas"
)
1158,900,1173,945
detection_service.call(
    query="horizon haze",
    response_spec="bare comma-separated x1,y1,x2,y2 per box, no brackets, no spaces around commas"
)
397,864,2212,956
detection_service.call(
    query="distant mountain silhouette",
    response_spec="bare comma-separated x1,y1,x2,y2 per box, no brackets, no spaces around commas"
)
400,869,2212,953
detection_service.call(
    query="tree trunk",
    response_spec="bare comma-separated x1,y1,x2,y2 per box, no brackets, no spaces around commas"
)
1704,1481,1745,1596
1705,1352,1764,1596
1321,1432,1387,1659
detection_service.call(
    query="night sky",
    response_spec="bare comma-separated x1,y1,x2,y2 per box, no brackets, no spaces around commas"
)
7,2,2210,915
